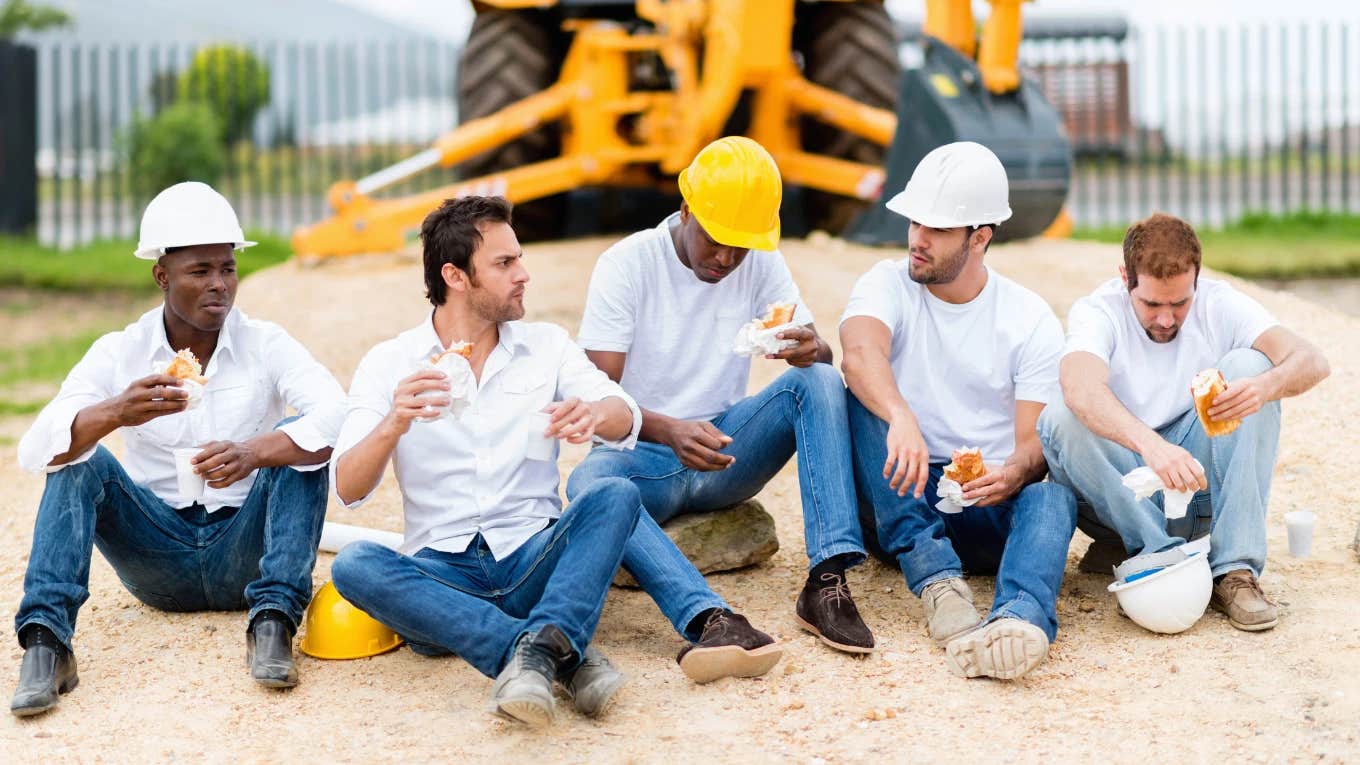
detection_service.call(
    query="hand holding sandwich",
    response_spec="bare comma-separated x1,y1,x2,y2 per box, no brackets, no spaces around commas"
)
108,374,192,426
766,325,822,368
1206,376,1268,423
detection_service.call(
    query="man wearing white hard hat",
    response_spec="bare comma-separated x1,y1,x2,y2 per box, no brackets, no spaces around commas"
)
11,182,346,716
839,142,1076,680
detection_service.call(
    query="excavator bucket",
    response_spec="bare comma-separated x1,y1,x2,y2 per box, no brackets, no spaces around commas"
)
844,38,1072,246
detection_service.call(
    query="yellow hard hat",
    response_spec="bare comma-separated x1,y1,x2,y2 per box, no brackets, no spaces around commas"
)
300,581,404,660
677,136,782,251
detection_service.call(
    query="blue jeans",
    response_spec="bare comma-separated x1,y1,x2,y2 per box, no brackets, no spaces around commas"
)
1038,348,1281,579
847,393,1076,641
566,365,866,639
15,443,329,651
331,478,642,679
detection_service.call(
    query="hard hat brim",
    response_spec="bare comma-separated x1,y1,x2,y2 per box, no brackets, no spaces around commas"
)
134,240,259,261
688,208,780,252
884,189,1013,229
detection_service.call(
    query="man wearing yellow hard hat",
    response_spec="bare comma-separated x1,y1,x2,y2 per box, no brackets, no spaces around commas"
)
11,182,347,716
569,136,875,659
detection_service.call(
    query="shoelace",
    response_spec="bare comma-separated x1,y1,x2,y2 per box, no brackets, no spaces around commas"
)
1221,573,1271,603
700,610,732,640
517,641,561,678
816,572,852,607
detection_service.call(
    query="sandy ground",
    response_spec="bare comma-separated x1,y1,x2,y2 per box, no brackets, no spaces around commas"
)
2,235,1358,764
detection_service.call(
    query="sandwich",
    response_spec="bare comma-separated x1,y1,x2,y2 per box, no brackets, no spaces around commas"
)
943,447,987,484
429,342,474,366
1191,368,1240,437
163,349,208,385
759,302,796,329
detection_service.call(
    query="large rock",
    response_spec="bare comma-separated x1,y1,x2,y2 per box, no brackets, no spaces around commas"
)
613,500,779,588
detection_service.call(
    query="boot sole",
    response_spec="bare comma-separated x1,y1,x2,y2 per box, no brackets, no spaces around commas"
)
945,621,1048,680
10,674,78,717
253,674,299,689
679,643,783,684
496,697,555,728
794,614,874,654
1210,601,1278,631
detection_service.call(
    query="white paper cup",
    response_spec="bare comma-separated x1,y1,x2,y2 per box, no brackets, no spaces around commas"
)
172,447,205,501
1285,510,1316,558
525,411,555,461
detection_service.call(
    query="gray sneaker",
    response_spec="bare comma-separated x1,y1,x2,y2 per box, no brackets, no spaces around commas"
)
563,645,625,718
489,625,575,728
944,618,1049,680
921,578,982,645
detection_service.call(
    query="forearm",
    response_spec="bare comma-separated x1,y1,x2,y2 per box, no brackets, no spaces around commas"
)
1007,437,1049,485
638,408,679,445
51,401,120,467
1065,381,1162,455
334,418,404,505
590,396,634,441
813,334,833,365
842,348,912,425
246,429,332,469
1257,347,1331,401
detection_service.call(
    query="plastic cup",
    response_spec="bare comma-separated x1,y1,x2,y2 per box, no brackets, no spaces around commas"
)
1285,510,1316,558
173,447,205,501
525,411,555,461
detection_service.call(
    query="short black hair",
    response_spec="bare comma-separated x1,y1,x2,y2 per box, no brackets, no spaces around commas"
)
421,195,513,306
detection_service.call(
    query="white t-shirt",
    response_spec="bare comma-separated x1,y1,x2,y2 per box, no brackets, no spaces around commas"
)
577,213,812,421
1063,277,1278,430
840,260,1064,463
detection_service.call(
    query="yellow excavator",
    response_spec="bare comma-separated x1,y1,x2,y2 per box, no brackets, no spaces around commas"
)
292,0,1071,257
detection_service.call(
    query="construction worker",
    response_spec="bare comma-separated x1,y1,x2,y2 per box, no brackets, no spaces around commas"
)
1038,212,1330,632
569,136,875,656
840,142,1077,681
328,196,648,727
12,182,346,716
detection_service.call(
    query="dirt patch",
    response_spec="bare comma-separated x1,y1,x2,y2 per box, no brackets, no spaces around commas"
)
2,237,1357,762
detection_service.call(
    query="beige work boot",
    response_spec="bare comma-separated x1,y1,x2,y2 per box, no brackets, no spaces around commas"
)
921,578,982,645
1210,570,1278,631
944,618,1049,680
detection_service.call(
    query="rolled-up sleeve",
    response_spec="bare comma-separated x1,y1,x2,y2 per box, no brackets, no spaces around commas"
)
17,335,119,474
556,335,640,450
265,330,348,471
329,350,393,509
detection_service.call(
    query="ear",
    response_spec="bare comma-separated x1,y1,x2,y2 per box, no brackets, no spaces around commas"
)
971,226,993,253
678,201,690,224
152,261,169,293
1119,264,1131,290
442,262,469,294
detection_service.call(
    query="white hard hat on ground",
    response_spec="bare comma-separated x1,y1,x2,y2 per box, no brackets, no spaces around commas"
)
1107,549,1213,634
134,181,256,260
885,141,1013,229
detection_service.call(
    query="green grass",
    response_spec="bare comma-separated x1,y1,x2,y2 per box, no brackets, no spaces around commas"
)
0,231,294,293
1073,212,1360,280
0,329,110,389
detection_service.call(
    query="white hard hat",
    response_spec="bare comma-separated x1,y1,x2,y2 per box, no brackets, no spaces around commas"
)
134,181,256,260
885,141,1013,229
1107,551,1212,634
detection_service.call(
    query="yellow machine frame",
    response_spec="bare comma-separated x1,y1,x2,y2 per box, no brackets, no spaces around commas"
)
293,0,1027,257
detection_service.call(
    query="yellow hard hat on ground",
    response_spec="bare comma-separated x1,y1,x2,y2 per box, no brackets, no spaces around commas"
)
677,136,782,251
300,580,403,660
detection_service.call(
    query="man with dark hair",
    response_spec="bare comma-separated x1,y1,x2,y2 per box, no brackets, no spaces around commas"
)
11,182,346,716
331,195,646,727
1040,212,1330,631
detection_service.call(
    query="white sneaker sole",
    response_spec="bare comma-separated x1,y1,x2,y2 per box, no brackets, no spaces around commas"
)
944,620,1049,680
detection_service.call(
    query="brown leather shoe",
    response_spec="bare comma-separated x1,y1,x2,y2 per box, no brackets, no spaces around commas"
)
1210,570,1278,631
676,611,782,684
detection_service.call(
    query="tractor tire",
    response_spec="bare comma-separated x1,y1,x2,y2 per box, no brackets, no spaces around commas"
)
794,2,900,235
456,9,567,242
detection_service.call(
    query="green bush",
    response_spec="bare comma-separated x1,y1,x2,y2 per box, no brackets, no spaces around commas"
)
179,44,271,144
123,102,225,198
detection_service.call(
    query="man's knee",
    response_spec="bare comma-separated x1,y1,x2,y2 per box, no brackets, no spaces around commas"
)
1019,482,1078,530
1219,348,1273,380
785,362,843,394
565,452,632,500
331,541,393,602
578,476,642,521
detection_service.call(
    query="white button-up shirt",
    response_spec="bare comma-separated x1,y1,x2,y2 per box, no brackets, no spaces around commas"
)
18,306,348,512
333,317,641,560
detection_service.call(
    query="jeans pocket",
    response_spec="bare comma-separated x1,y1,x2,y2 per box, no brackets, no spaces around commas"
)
121,581,186,612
